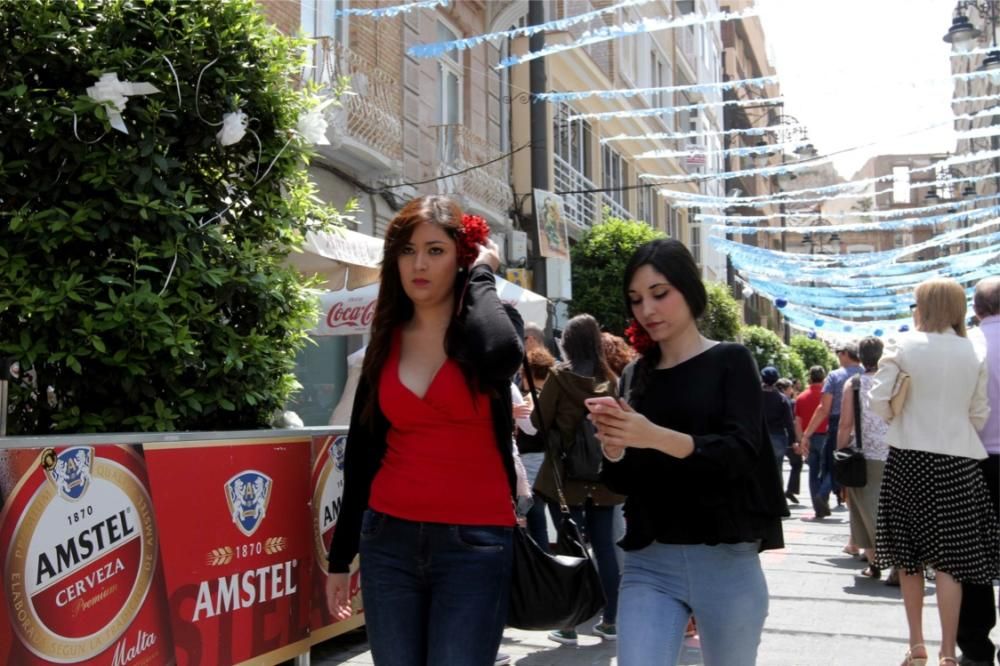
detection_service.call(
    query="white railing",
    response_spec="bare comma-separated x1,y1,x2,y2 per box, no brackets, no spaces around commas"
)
554,154,601,229
433,124,513,215
313,37,403,163
601,193,633,221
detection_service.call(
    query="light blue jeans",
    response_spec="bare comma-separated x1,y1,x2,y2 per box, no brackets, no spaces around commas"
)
617,541,769,666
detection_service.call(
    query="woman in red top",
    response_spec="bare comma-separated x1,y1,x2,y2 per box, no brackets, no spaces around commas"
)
325,196,524,665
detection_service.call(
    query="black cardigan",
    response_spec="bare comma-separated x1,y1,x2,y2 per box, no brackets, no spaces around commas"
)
602,343,786,552
328,265,524,573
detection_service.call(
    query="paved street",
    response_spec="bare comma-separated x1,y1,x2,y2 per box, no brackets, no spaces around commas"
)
311,463,1000,665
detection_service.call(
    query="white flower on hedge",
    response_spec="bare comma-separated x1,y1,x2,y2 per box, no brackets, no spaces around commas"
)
86,72,161,134
217,111,248,146
296,98,337,145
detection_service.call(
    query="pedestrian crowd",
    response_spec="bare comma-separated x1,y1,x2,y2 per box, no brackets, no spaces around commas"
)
324,195,999,666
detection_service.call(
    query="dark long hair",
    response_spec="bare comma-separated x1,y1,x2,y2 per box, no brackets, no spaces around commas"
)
621,239,707,407
360,195,469,424
560,314,614,383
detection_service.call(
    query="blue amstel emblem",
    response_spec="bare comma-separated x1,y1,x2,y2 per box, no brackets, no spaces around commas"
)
225,470,273,537
329,436,347,472
47,447,94,501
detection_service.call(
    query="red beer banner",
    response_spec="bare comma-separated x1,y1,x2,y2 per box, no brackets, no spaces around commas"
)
0,445,174,665
308,435,363,643
143,437,313,666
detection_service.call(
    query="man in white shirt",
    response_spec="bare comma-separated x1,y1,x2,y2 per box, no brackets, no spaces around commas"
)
958,276,1000,666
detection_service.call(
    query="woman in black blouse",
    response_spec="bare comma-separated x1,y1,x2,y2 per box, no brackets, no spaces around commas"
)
589,239,785,666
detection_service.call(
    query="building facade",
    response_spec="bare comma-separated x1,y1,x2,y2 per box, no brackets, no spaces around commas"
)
259,0,726,312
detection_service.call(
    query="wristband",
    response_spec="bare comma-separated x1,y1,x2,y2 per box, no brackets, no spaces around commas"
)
601,444,626,463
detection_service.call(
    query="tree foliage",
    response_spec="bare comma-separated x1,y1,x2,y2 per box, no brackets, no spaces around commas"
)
790,335,838,372
742,325,806,384
569,215,664,334
0,0,347,434
699,281,742,342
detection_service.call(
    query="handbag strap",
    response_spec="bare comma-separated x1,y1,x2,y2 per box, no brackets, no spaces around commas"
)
852,375,863,450
521,358,572,515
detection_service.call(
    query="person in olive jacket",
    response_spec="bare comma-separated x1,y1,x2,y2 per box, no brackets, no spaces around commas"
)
532,313,624,645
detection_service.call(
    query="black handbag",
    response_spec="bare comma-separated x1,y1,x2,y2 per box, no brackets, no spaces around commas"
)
833,375,867,488
507,359,606,630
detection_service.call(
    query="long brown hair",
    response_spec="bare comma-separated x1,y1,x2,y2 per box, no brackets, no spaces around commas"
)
360,195,470,425
560,314,615,384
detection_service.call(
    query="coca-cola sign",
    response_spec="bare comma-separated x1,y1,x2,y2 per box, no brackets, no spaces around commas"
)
325,300,376,330
312,283,380,337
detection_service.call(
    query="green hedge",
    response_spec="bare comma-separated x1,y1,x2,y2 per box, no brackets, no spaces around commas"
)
0,0,347,433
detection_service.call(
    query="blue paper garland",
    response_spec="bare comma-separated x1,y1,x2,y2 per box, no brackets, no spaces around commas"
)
407,0,656,58
497,8,761,69
568,96,785,122
538,75,779,104
334,0,448,17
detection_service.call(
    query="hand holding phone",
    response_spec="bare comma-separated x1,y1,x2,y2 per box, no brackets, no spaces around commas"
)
585,396,621,412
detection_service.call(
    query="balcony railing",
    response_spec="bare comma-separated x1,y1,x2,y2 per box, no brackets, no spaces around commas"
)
433,125,513,215
313,37,403,164
601,193,633,221
554,154,600,229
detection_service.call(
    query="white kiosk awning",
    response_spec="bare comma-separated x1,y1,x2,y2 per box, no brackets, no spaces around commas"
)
294,227,549,335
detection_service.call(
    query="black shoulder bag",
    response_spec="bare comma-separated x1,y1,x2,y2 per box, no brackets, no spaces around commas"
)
832,375,867,488
506,358,606,630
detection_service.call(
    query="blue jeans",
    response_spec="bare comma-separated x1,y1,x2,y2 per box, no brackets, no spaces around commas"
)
768,430,788,474
525,492,549,553
826,414,842,496
358,510,513,666
548,501,621,624
807,433,831,503
617,542,769,666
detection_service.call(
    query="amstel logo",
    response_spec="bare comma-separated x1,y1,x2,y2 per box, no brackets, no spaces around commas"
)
311,436,347,566
4,446,158,663
224,470,272,537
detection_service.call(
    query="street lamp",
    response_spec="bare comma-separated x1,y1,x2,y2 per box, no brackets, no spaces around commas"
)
800,231,839,254
943,2,1000,62
943,12,981,51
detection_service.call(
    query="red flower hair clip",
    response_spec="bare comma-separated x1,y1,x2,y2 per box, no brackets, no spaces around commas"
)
456,213,490,268
624,319,655,354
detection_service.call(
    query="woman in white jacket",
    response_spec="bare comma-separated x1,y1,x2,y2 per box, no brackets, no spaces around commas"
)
870,278,997,666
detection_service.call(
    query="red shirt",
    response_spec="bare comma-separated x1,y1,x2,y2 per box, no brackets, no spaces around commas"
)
368,333,514,526
794,383,828,435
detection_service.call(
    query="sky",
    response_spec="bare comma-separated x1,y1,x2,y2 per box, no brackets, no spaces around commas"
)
755,0,959,179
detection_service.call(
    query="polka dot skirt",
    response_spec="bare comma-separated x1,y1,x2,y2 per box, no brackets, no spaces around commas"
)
874,447,1000,584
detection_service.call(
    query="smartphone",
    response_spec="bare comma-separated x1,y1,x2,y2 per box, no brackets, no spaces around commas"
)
584,396,620,412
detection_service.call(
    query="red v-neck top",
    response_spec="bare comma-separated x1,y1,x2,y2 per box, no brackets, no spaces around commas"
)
368,332,514,526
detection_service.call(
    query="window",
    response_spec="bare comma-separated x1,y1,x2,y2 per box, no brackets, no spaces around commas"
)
638,185,657,226
665,204,679,238
438,20,463,127
690,224,702,264
619,10,637,83
554,103,593,178
602,146,629,206
499,37,511,152
331,0,348,46
892,166,911,204
649,51,670,111
304,1,350,81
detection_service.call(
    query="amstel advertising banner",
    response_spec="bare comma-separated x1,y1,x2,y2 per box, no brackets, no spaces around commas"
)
0,445,175,665
308,434,364,643
143,437,314,666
